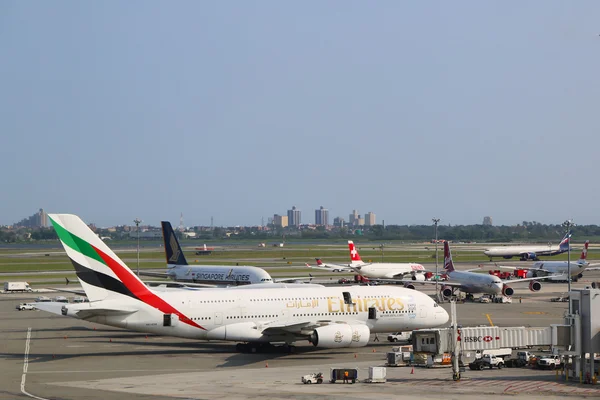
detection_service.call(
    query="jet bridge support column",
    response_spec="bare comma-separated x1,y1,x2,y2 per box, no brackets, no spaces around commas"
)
450,300,461,381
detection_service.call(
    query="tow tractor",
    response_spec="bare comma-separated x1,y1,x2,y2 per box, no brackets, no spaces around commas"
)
301,372,324,384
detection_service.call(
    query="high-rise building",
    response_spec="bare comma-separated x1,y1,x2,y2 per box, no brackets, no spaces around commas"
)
333,217,345,228
14,208,49,228
483,216,493,226
358,217,365,226
349,210,359,226
365,212,376,226
287,206,301,227
273,214,288,228
315,206,329,226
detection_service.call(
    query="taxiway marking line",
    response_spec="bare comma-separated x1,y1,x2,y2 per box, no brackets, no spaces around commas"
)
485,313,494,326
21,327,50,400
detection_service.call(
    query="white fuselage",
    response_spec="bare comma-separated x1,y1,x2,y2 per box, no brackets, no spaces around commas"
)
525,261,587,279
353,262,425,279
64,285,448,342
484,245,562,258
446,270,503,295
167,265,274,285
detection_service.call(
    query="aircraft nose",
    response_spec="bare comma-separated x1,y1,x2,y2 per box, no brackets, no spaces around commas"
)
436,305,450,325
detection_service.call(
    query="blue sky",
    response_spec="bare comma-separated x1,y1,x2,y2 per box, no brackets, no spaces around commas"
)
1,2,599,228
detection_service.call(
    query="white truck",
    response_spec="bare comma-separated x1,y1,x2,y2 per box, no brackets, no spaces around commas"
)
477,348,512,360
537,355,563,369
4,282,32,292
387,332,412,343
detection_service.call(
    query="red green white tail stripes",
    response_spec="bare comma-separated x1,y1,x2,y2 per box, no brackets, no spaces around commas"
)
49,214,204,330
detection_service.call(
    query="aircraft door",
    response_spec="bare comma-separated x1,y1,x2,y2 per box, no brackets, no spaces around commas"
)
214,312,223,325
419,304,427,319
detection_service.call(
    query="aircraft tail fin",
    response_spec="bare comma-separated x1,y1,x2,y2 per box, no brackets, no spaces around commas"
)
161,221,188,266
559,230,572,252
49,214,149,303
443,241,455,272
315,258,324,267
579,240,589,262
348,240,362,264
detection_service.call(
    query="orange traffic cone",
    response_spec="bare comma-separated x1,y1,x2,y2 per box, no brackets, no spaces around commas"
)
64,336,67,339
109,339,112,342
265,362,269,368
410,367,414,374
372,348,376,353
354,353,357,358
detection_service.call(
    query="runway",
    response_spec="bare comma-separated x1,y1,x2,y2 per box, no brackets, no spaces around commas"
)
2,273,600,400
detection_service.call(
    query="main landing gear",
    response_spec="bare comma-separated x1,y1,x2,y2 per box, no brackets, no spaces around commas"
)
235,342,296,353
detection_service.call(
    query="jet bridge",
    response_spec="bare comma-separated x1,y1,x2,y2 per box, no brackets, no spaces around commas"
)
412,325,568,355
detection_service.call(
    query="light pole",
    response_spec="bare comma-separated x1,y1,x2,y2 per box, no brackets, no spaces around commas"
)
432,218,440,302
380,244,384,262
562,219,574,311
134,218,142,276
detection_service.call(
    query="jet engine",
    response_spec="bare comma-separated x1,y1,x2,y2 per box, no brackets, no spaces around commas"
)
441,286,453,298
502,285,514,297
309,324,370,348
411,273,426,282
520,252,537,261
403,283,416,290
529,280,542,292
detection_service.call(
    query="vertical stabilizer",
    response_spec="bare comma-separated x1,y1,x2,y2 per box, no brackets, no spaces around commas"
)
443,241,455,272
578,240,589,263
348,240,363,264
161,221,188,266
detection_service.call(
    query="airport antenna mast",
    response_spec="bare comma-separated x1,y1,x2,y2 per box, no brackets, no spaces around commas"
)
179,213,184,232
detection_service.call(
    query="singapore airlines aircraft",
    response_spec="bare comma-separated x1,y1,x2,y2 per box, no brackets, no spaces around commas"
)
139,221,274,286
421,241,543,298
483,231,571,261
495,241,594,282
140,221,307,286
45,214,449,351
309,241,428,288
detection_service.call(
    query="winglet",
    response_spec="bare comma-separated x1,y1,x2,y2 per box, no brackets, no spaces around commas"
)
579,240,589,261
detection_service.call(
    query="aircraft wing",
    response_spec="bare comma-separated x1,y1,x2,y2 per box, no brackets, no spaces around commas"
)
260,319,366,336
400,280,463,287
275,275,313,283
47,287,87,296
500,276,549,284
139,271,175,279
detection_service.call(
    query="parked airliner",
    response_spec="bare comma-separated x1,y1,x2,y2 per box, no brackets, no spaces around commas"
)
308,241,427,288
496,241,593,282
483,231,571,261
421,241,543,299
140,221,305,286
42,214,448,352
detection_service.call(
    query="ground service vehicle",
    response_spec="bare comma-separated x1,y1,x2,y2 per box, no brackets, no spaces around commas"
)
4,282,32,292
537,355,562,369
469,355,505,370
330,368,358,384
387,332,412,343
16,303,36,311
301,372,323,384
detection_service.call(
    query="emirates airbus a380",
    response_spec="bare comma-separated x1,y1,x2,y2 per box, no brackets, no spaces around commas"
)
42,214,448,352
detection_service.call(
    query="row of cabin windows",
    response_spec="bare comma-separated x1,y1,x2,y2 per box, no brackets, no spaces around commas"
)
293,312,358,317
195,295,391,303
227,315,276,319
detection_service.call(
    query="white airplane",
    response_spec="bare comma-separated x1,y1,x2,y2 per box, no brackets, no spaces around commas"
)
483,231,571,261
421,241,543,299
494,240,594,282
40,214,448,352
139,221,306,286
306,241,428,287
306,258,352,272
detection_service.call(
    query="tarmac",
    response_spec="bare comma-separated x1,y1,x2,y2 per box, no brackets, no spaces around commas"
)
1,275,600,400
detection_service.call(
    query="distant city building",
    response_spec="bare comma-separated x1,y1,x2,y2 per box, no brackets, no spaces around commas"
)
14,208,49,228
287,206,301,227
315,206,329,226
333,217,345,228
365,212,376,226
349,210,359,226
358,217,365,226
483,216,493,226
273,214,288,228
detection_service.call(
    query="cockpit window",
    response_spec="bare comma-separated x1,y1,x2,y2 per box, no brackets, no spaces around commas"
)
434,303,439,307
